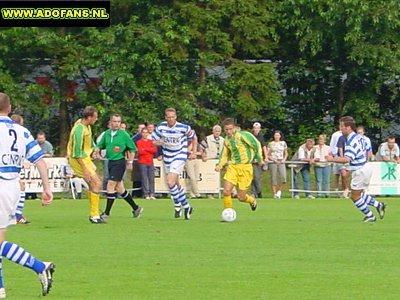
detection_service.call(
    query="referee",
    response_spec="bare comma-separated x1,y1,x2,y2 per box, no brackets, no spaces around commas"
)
96,113,143,219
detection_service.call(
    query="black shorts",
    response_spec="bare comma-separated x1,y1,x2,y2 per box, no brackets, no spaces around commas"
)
108,159,126,182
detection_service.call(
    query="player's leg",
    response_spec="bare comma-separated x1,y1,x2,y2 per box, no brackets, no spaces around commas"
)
166,171,183,217
341,168,350,198
116,181,143,218
350,167,377,222
0,179,55,296
15,181,29,224
102,179,118,218
236,165,257,210
360,165,386,219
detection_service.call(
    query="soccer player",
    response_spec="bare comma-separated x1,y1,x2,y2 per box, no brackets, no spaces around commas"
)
0,93,55,298
10,114,30,224
215,118,262,212
152,108,196,220
326,116,386,222
96,114,143,219
67,106,104,224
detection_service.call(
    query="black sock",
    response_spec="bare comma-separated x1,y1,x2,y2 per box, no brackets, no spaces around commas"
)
120,190,139,210
104,193,117,215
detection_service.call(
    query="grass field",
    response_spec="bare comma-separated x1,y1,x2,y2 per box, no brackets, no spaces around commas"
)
3,197,400,299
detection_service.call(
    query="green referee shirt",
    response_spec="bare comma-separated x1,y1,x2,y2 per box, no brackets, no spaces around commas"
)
96,129,137,161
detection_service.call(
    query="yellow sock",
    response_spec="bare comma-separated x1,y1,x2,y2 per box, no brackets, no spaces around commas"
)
223,195,233,208
89,192,100,217
244,194,255,204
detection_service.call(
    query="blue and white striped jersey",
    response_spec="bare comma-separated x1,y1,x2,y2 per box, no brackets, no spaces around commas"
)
152,121,194,164
0,116,44,179
344,131,367,171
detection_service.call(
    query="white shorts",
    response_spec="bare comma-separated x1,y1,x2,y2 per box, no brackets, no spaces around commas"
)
164,160,186,174
350,163,373,190
0,178,20,229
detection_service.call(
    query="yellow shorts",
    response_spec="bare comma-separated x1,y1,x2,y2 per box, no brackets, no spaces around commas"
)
68,157,97,178
223,164,253,191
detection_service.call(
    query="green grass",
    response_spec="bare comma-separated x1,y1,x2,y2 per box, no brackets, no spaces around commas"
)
3,197,400,299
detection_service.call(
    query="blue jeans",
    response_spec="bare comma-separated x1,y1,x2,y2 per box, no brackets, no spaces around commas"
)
314,166,331,197
139,164,155,196
293,166,311,196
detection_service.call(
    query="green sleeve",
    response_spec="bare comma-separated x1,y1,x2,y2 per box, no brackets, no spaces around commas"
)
241,131,263,163
125,132,137,152
97,131,106,150
72,124,84,158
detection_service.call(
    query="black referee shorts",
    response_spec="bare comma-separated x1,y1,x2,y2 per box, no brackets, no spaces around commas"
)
108,159,126,182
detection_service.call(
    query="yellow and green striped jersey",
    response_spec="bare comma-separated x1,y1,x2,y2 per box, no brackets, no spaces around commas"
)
67,119,95,159
217,131,262,167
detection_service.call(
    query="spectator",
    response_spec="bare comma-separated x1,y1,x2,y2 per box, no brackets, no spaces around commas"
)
312,134,331,198
200,125,224,160
147,122,162,159
356,125,373,160
267,130,288,199
131,123,146,197
136,127,157,199
376,135,400,163
292,138,315,199
132,123,146,143
36,131,54,157
120,122,127,131
185,134,201,198
250,122,268,198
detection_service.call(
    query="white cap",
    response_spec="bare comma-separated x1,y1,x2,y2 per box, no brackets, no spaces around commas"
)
253,122,261,128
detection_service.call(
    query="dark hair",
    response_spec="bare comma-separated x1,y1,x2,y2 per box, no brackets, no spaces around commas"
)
37,130,46,137
109,113,121,120
340,116,356,131
222,118,236,127
387,135,396,141
82,106,98,118
272,130,284,141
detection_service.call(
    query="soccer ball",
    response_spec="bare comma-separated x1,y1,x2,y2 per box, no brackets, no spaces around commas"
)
221,208,236,222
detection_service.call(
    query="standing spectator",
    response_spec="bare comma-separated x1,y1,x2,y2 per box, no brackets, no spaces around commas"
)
356,126,373,160
120,121,127,131
136,127,157,199
250,122,268,198
292,138,315,199
267,130,288,199
132,123,146,143
131,123,146,197
185,134,201,198
200,125,224,160
376,136,400,163
312,134,331,198
36,131,54,157
147,123,162,159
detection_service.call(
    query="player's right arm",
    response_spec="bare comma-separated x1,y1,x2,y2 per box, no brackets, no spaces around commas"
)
151,126,164,146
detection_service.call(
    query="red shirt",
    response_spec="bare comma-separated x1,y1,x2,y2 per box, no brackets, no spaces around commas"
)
136,138,157,165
